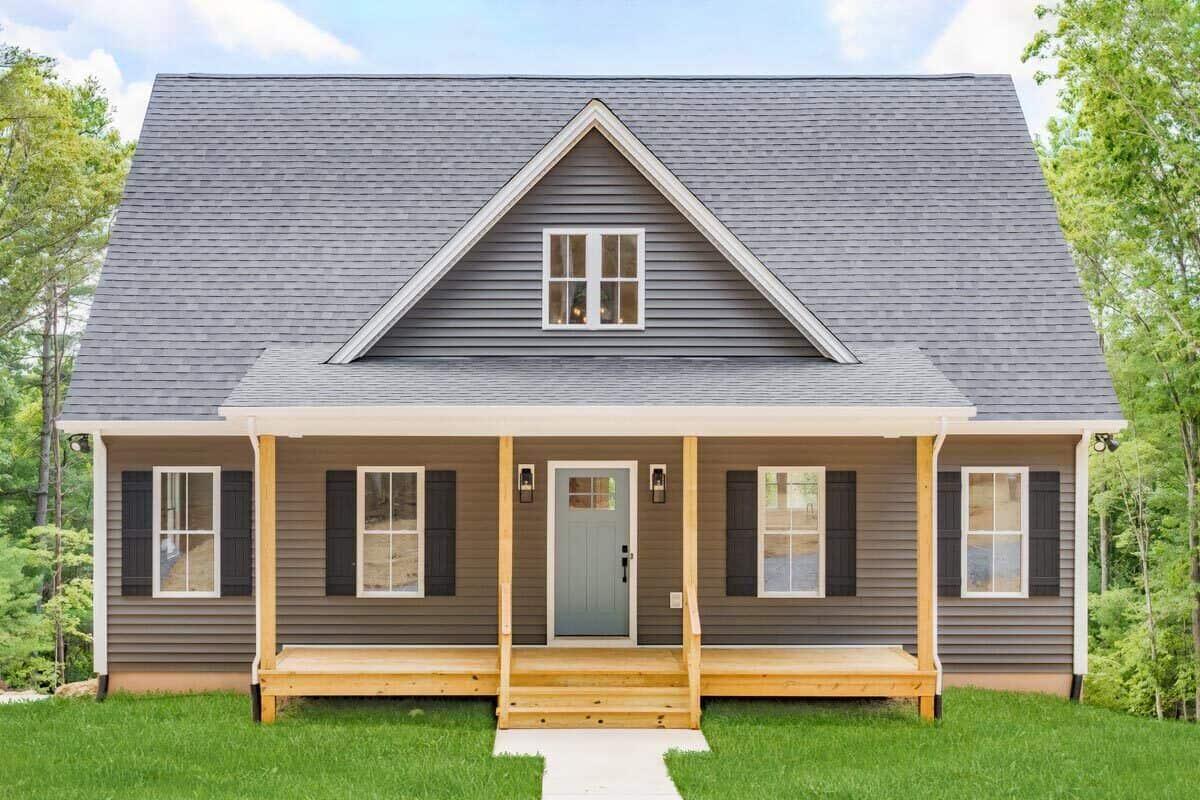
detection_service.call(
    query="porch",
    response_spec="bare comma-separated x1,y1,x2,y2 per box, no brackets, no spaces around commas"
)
251,433,941,728
258,644,935,728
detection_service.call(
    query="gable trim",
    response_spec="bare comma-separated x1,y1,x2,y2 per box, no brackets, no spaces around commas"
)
328,99,858,365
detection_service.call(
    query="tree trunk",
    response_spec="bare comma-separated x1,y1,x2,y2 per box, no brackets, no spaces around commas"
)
51,286,65,684
1186,458,1200,722
1099,508,1110,594
34,285,54,526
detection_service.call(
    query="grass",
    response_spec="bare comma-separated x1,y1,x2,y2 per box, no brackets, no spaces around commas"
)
4,689,1197,799
0,694,542,800
666,688,1200,800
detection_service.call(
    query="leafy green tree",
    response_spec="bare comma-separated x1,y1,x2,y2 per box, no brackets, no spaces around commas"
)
1030,0,1200,719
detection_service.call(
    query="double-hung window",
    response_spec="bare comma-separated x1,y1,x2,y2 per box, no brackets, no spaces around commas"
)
758,467,825,597
357,467,425,597
962,467,1028,598
153,467,220,598
543,229,644,330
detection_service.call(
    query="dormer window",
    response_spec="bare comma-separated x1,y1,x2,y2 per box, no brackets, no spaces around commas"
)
543,228,644,330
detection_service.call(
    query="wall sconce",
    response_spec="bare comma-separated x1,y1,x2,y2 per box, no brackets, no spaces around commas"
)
518,464,535,503
649,464,667,504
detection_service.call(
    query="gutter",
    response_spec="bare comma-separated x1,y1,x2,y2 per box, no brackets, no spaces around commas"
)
931,416,949,716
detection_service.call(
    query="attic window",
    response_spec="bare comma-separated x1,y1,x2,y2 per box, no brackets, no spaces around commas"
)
543,229,644,330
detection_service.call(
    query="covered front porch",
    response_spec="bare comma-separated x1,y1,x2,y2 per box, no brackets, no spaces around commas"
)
258,644,934,728
251,433,942,728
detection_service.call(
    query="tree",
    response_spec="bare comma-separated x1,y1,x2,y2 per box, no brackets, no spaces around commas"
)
1030,0,1200,719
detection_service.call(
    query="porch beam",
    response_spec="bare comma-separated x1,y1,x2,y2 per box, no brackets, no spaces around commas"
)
497,436,514,728
258,434,278,723
915,435,936,720
682,435,701,728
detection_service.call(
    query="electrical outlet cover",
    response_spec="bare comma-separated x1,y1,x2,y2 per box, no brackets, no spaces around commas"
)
669,591,682,609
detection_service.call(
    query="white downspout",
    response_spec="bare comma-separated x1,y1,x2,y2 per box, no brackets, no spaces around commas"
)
1073,431,1091,685
246,418,261,685
92,431,108,684
931,416,949,695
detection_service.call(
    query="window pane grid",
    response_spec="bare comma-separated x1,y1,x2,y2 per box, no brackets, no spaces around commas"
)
155,468,218,596
964,470,1025,596
545,231,641,329
760,469,823,595
361,469,421,595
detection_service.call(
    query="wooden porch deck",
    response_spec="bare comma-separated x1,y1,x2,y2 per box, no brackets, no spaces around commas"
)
258,645,935,728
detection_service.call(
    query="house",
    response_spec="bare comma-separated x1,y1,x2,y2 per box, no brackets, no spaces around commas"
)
60,74,1124,728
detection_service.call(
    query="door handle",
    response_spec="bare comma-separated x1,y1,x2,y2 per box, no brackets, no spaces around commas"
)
621,555,629,583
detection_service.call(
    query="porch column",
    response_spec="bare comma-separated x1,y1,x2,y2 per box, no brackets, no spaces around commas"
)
497,436,514,728
915,435,936,720
682,436,701,728
258,434,278,723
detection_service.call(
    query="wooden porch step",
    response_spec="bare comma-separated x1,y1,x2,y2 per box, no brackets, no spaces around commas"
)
506,705,692,729
508,685,689,710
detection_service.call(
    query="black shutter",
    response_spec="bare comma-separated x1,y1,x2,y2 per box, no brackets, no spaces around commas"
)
325,471,356,596
726,471,757,596
937,471,962,597
1029,471,1061,597
220,471,253,596
425,471,456,596
121,471,153,596
825,471,856,596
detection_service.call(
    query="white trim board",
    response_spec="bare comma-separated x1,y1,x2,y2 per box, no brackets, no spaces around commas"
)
327,99,857,365
91,432,108,675
546,460,638,647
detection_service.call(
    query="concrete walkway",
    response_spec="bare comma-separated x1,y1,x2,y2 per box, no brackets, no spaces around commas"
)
494,728,709,800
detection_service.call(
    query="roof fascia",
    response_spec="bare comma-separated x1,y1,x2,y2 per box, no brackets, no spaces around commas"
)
328,99,858,365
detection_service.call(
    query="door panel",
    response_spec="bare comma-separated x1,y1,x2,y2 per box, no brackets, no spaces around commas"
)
554,469,630,637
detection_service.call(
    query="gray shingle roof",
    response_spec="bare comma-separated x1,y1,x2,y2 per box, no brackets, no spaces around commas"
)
64,74,1120,422
222,345,971,409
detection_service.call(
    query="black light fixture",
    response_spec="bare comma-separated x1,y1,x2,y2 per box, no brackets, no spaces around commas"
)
1093,433,1119,453
517,464,535,503
68,434,91,454
649,464,667,504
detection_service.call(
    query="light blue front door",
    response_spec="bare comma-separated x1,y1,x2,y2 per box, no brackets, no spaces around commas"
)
554,468,630,637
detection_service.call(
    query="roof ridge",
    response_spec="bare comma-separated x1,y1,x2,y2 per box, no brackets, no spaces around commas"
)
156,72,1000,81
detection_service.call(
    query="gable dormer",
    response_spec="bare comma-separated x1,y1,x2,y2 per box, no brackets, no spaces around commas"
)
369,131,821,357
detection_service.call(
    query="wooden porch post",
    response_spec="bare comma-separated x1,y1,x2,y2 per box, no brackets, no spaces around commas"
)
682,436,701,729
497,436,514,728
258,434,278,723
916,435,936,720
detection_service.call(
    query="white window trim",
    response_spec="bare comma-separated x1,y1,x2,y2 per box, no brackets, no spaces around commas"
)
356,466,425,598
541,227,646,331
152,466,221,599
757,466,826,598
961,466,1030,599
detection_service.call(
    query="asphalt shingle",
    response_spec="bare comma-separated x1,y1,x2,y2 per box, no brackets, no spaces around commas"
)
63,74,1120,422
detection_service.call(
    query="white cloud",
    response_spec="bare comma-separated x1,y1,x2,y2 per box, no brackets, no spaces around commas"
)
920,0,1059,134
185,0,359,62
1,16,153,138
825,0,938,62
1,0,359,138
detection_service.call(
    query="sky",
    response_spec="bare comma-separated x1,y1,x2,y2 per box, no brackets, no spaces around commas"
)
1,0,1060,140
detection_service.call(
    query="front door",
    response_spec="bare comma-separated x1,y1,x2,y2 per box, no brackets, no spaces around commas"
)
553,468,631,638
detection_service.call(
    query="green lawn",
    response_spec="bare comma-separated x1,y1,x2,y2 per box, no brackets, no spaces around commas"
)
3,689,1198,800
667,688,1200,799
0,694,542,800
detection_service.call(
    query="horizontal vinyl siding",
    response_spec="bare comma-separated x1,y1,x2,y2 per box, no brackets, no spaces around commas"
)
370,131,820,357
104,435,1074,675
106,437,254,672
938,435,1076,672
512,437,684,646
276,437,498,645
699,438,919,647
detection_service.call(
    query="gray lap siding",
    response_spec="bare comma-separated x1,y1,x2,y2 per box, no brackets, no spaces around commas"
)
104,434,1075,675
